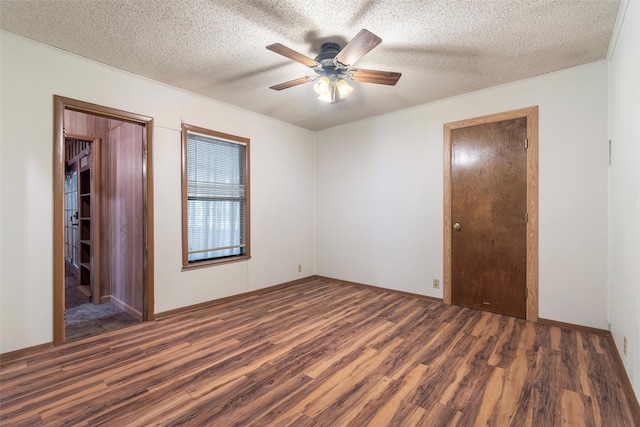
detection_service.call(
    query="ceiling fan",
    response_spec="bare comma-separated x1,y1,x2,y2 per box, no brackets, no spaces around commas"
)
266,29,401,103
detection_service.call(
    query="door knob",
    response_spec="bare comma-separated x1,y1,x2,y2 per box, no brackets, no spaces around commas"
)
453,222,461,231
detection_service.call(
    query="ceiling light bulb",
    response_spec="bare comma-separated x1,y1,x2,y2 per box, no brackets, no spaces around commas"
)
313,76,330,95
318,91,333,102
336,79,353,99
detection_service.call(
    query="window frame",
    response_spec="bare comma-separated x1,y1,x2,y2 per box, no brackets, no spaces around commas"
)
181,123,250,268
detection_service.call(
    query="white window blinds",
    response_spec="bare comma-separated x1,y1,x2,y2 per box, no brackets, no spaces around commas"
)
186,131,247,262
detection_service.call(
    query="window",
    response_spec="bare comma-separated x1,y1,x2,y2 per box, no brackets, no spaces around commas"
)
182,124,250,267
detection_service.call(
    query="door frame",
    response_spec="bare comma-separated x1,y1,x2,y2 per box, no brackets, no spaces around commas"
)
53,96,155,345
443,106,538,321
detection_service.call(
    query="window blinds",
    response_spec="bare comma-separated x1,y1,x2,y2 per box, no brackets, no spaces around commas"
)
186,131,247,262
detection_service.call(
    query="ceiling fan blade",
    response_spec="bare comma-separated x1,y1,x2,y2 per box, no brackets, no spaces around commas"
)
335,29,382,67
350,69,402,86
266,43,320,67
269,76,314,91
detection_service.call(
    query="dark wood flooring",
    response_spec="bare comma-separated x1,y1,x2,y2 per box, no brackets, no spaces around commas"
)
1,277,638,426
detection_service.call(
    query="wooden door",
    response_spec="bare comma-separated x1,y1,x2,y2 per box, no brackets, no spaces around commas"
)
450,117,527,318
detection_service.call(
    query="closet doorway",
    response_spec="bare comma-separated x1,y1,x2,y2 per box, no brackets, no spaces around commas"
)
54,96,155,345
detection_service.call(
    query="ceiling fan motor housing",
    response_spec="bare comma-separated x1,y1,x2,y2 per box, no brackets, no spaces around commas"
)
314,42,343,75
314,42,341,62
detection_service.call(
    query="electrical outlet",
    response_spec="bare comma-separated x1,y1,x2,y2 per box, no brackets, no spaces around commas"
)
298,264,302,273
433,279,440,289
624,336,628,356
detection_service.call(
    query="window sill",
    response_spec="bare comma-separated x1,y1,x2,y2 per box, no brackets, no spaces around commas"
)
182,254,251,271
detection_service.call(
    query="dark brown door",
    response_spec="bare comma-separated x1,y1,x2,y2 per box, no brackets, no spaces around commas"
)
450,117,527,318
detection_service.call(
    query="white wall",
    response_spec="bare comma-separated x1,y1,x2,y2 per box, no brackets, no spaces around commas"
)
608,0,640,400
316,61,610,330
0,32,316,353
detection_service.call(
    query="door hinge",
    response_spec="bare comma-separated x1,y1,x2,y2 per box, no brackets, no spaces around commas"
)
525,212,529,223
524,138,529,149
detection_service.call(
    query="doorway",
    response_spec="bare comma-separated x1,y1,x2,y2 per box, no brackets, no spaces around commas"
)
443,106,538,321
54,96,155,345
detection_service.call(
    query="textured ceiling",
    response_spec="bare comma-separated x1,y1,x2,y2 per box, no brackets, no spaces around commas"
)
0,0,620,131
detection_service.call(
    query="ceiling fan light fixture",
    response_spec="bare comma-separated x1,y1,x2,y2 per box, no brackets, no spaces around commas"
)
317,86,335,102
267,29,401,102
267,29,400,104
336,79,353,98
317,78,353,103
313,76,331,95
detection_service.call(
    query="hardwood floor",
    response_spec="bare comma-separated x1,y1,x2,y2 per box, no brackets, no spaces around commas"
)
1,277,638,426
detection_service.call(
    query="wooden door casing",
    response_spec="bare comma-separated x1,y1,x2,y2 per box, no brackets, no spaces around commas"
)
443,106,539,321
450,118,527,318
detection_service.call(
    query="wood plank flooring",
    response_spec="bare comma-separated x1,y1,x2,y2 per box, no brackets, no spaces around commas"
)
1,277,639,426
